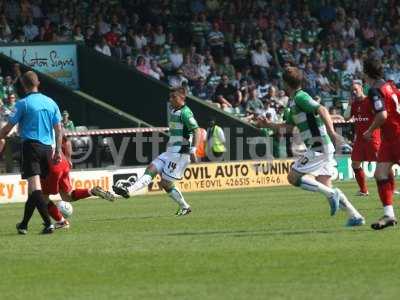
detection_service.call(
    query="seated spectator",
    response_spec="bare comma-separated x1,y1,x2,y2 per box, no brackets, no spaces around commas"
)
72,25,85,42
155,46,172,71
169,45,184,70
275,90,289,107
264,86,279,104
256,78,270,100
3,76,16,98
337,61,354,100
232,71,243,89
133,29,147,51
218,56,236,81
181,54,200,82
149,59,164,80
141,46,154,67
238,79,250,105
181,81,192,96
251,43,272,80
62,110,75,131
169,69,189,88
94,36,112,56
246,88,264,117
303,62,318,96
207,22,224,62
206,67,222,93
125,55,135,67
57,26,70,42
0,14,12,40
136,56,151,75
1,93,16,117
275,106,286,123
264,101,277,122
194,55,210,79
119,37,132,58
23,16,39,41
192,77,213,101
346,51,363,76
315,66,334,93
385,61,400,85
231,34,249,69
153,25,166,46
214,74,242,109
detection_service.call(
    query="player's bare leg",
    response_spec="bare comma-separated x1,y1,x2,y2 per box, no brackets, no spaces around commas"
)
352,161,369,196
372,162,398,230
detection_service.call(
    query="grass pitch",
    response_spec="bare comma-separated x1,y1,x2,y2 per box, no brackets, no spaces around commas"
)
1,181,400,300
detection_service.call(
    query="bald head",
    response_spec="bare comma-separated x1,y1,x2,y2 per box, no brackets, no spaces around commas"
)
21,71,40,92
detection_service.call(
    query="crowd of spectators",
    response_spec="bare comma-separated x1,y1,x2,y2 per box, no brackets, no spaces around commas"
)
0,0,400,125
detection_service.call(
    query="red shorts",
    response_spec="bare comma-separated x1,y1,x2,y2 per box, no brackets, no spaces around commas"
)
41,158,72,195
377,139,400,164
351,139,380,162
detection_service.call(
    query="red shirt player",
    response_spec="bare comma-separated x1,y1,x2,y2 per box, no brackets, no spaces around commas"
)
363,58,400,230
42,136,115,229
344,80,381,196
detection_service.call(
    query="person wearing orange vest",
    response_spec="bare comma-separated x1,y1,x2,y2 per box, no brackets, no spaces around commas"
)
196,127,207,161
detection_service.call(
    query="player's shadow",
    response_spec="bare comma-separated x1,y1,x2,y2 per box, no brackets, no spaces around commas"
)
164,228,367,237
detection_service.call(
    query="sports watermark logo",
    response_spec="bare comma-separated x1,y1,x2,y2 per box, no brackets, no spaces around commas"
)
67,125,351,167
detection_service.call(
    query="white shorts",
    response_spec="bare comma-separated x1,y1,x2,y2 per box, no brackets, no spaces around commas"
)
292,150,337,177
152,152,190,181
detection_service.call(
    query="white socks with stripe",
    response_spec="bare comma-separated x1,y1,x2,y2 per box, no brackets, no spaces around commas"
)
299,177,362,218
299,177,335,197
168,187,190,209
127,174,153,196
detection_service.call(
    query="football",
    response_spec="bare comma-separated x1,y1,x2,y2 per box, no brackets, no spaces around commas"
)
58,201,73,218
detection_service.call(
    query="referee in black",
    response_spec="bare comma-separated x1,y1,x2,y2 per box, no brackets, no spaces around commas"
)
0,71,63,234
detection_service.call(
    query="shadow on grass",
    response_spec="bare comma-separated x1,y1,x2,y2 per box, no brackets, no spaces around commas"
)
163,227,370,238
87,215,168,222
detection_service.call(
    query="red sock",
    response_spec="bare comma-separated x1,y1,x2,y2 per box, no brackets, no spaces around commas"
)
71,189,91,201
376,179,394,207
48,201,63,222
353,168,368,193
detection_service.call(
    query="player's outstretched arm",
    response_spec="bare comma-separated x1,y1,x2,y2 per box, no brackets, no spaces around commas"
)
317,105,343,146
255,116,294,133
191,127,201,162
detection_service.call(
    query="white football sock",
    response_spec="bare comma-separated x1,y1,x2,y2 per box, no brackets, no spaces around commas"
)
168,187,190,209
127,174,153,196
299,177,335,197
384,205,395,218
338,191,362,218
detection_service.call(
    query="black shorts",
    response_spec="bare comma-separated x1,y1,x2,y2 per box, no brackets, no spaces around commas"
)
21,140,53,179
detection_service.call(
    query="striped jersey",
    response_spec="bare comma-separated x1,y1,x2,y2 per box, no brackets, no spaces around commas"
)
167,104,199,153
286,90,335,153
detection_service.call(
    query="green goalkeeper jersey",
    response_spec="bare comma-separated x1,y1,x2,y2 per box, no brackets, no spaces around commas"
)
286,89,335,154
167,104,199,154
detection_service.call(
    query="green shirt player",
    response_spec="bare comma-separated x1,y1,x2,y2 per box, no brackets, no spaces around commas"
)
257,66,365,227
113,87,200,216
